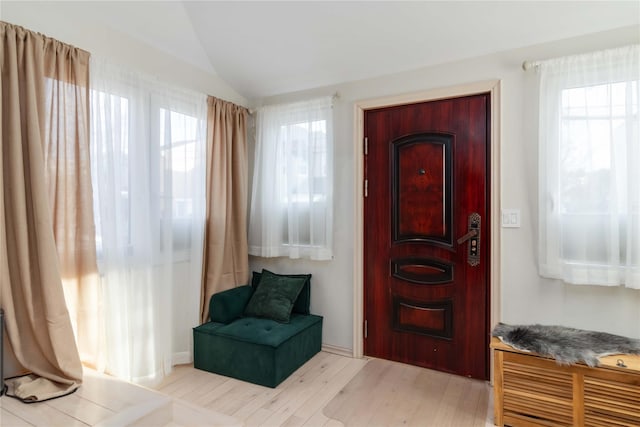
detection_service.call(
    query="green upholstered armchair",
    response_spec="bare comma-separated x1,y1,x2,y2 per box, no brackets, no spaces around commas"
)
193,272,323,388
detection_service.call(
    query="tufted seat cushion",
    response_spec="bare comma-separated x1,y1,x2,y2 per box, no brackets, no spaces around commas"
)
193,313,322,387
201,314,321,348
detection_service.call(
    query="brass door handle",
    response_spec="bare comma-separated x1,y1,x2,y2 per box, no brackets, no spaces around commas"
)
459,213,481,266
457,229,478,245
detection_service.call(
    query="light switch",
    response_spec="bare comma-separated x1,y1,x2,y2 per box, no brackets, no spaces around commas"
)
502,209,521,228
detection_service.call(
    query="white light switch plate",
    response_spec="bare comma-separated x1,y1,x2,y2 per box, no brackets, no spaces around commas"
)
501,209,521,228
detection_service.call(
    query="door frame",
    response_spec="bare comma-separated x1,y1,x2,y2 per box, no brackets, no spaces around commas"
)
352,79,502,360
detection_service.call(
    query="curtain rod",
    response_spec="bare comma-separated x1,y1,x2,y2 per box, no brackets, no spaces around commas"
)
248,92,340,115
522,44,639,71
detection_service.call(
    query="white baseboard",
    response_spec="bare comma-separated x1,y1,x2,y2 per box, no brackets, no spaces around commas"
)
321,344,354,358
172,352,192,366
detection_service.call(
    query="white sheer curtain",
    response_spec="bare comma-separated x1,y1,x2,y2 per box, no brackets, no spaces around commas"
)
90,57,207,385
535,45,639,289
249,97,333,260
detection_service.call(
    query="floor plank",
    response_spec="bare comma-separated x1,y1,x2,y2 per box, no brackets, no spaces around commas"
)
323,356,391,424
1,395,88,427
285,356,366,426
229,383,281,421
301,410,332,427
0,406,34,427
261,353,352,425
244,407,275,427
295,357,367,422
44,393,114,426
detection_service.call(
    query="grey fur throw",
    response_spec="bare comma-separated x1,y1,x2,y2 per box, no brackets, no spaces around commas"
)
492,323,640,367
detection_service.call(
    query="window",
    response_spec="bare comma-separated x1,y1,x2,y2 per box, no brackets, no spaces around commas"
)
90,90,132,259
155,105,205,261
90,76,207,268
536,45,639,289
249,97,334,260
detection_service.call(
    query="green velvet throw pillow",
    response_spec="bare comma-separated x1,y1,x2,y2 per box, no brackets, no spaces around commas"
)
244,269,307,323
252,270,312,315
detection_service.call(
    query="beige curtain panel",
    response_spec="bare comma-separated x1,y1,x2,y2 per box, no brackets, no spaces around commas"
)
200,97,250,323
0,21,93,402
40,26,100,370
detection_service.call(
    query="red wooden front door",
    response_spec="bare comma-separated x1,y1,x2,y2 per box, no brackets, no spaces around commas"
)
364,94,490,379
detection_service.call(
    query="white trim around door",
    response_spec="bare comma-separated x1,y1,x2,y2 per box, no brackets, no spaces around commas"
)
352,80,502,359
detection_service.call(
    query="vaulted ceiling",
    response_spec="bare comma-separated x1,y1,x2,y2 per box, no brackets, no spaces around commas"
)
64,1,640,99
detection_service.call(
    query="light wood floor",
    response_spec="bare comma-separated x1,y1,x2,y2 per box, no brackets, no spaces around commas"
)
0,368,239,427
1,351,494,426
155,351,494,427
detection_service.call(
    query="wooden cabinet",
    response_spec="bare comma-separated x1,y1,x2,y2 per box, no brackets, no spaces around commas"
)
491,337,640,426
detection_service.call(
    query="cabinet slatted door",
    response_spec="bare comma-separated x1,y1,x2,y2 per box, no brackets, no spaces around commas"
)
503,354,573,426
584,375,640,427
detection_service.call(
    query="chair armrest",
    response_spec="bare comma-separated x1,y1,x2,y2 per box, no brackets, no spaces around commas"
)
209,285,254,324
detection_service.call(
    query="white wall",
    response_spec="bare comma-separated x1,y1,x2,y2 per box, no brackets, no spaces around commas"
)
250,25,640,351
1,2,247,370
0,1,247,107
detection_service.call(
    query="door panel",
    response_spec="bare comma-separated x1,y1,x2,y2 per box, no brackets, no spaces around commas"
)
392,133,453,244
364,94,490,379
